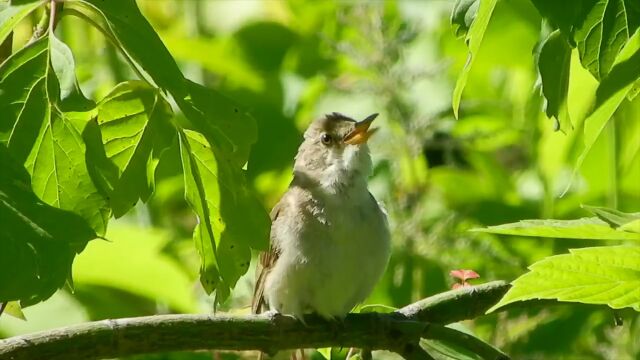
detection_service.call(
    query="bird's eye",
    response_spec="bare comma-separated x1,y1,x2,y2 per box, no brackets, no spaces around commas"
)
320,133,332,145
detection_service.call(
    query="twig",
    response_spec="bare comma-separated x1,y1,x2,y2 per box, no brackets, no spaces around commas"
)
0,281,511,360
396,281,510,324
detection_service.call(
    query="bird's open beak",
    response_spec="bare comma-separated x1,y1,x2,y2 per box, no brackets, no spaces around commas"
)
344,113,379,145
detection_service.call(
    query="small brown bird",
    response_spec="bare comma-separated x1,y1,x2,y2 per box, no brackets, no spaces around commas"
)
252,112,391,320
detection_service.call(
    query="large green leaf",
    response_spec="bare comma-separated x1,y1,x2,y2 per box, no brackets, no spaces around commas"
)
91,81,174,217
473,217,640,241
72,0,187,99
0,145,96,306
179,130,269,302
575,0,631,80
68,0,267,300
451,0,497,118
66,0,259,166
530,0,639,80
0,1,43,47
566,29,640,193
489,246,640,312
537,30,572,132
0,35,109,234
183,80,257,168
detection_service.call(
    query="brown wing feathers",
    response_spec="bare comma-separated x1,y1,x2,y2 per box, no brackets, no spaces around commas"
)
251,201,284,314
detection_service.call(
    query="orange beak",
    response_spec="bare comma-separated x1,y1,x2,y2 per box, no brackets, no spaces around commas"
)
344,113,379,145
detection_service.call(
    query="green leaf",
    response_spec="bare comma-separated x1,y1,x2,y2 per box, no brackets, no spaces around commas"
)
566,29,640,193
489,246,640,312
183,80,257,168
529,0,582,39
582,205,640,227
317,348,332,360
537,30,573,132
68,0,267,301
530,0,636,80
72,224,198,313
0,35,110,234
628,78,640,100
356,304,398,313
0,1,43,46
420,324,486,360
69,0,187,99
574,0,630,80
451,0,479,39
92,81,175,217
473,217,640,241
3,301,26,320
620,219,640,233
179,130,269,302
451,0,497,118
0,145,96,306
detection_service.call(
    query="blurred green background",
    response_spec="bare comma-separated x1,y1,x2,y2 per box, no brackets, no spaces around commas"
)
2,1,639,359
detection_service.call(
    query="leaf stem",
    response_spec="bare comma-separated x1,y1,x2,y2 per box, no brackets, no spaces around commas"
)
48,0,57,33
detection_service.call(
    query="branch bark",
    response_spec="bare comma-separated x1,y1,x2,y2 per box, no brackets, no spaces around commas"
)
0,281,510,360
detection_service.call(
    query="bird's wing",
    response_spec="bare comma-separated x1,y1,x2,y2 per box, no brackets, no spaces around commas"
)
251,198,285,314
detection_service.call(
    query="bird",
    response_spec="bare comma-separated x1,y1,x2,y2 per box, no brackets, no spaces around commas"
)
252,112,391,321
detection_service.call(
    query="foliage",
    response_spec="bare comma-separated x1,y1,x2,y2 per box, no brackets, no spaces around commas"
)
0,0,268,307
1,0,639,359
475,207,640,311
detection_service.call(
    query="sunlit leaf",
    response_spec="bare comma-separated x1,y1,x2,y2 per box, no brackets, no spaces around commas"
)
530,0,636,80
0,1,43,46
537,30,572,132
73,224,198,313
0,35,110,234
66,0,255,163
317,348,332,360
620,219,640,233
451,0,479,39
179,130,269,302
3,301,26,320
183,80,257,168
574,0,630,80
0,145,96,306
566,30,640,194
67,0,269,302
92,81,175,217
473,217,640,241
489,246,640,312
451,0,497,118
74,0,188,99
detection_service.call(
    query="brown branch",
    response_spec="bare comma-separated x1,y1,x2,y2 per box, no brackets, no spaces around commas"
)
0,281,511,360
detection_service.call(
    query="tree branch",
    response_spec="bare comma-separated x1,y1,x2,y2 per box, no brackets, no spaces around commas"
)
0,281,510,360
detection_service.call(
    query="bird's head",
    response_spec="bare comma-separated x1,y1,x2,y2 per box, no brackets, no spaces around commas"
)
293,112,379,193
